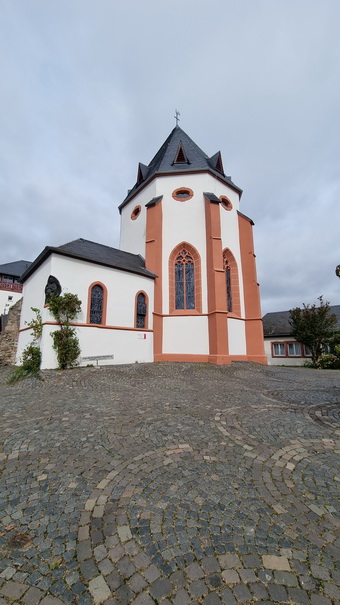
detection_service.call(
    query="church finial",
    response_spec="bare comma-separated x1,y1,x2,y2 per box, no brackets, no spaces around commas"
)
174,109,180,127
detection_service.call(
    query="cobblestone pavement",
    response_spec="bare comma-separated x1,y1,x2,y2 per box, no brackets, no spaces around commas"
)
0,362,339,605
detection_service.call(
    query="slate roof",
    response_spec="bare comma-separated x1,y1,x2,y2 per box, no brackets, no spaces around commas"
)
119,126,242,210
21,239,157,282
0,260,31,279
263,306,340,337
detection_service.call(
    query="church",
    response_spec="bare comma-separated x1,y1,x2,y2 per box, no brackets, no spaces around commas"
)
16,125,266,368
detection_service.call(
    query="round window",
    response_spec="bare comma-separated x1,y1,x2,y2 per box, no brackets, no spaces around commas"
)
131,205,141,220
172,187,194,201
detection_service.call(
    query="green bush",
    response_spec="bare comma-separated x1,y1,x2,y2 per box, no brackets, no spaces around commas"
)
318,354,340,370
8,344,41,384
51,327,80,370
48,293,82,369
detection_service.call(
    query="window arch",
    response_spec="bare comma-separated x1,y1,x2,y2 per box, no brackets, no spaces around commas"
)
223,249,241,316
87,282,107,325
169,243,202,313
135,291,148,329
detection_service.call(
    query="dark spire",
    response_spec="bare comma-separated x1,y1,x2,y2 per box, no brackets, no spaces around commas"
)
119,126,242,209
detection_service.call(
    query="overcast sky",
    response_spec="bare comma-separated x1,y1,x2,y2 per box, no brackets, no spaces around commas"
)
1,0,339,314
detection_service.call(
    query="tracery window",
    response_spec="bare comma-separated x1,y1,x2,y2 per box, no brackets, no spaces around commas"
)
169,243,201,313
223,249,241,316
175,249,195,309
136,292,147,328
90,284,104,324
224,257,232,312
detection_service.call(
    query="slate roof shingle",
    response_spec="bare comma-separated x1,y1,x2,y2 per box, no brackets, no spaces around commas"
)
263,306,340,337
119,126,242,210
21,239,157,282
0,260,31,279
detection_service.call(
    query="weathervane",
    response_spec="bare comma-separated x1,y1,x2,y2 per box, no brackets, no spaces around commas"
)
174,109,180,126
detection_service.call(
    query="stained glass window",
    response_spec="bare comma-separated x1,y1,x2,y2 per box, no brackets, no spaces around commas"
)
136,293,147,328
226,262,232,312
175,250,195,309
90,285,103,324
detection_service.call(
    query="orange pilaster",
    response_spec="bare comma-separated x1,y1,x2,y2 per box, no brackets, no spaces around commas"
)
145,199,163,359
238,212,267,364
204,195,229,363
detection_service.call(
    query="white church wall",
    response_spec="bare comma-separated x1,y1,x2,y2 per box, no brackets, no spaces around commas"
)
219,200,245,318
77,327,153,366
227,318,246,355
18,253,155,369
47,254,154,329
159,173,211,315
163,316,209,355
16,256,53,365
119,181,157,257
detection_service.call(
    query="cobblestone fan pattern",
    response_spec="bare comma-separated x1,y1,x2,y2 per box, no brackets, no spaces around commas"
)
0,363,339,605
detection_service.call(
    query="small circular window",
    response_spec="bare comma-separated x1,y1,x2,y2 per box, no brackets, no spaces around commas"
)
131,205,141,220
220,196,233,211
172,187,194,202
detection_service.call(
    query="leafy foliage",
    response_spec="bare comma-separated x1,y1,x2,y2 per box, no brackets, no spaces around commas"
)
51,327,81,370
8,308,42,384
49,293,82,369
289,296,337,367
48,293,82,325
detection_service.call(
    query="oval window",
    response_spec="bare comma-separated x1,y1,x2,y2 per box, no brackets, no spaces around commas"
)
131,205,141,220
172,187,194,201
220,196,233,211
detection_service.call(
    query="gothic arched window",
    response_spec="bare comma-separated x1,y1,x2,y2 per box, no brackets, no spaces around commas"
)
87,282,107,325
136,292,148,329
223,249,241,316
169,243,202,313
175,249,195,309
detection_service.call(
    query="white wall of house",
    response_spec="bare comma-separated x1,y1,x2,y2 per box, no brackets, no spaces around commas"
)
0,290,23,316
264,336,310,366
159,173,209,316
219,198,245,318
163,315,209,355
119,181,156,257
17,254,155,369
228,318,246,355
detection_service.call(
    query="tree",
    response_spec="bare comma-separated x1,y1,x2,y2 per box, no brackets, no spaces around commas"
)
289,296,337,367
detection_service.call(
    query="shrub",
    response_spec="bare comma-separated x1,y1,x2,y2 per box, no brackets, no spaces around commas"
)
51,327,80,370
49,293,82,369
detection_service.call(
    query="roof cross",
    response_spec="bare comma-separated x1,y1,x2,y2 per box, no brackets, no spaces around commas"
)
174,109,180,126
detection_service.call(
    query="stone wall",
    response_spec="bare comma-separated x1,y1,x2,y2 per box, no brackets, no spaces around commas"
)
0,299,22,366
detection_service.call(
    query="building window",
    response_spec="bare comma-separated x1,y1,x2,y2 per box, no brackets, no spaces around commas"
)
136,292,148,329
169,243,202,313
175,249,195,309
87,282,107,325
304,345,312,356
220,196,233,211
222,249,241,315
273,343,286,357
287,342,302,357
172,187,194,201
131,205,141,220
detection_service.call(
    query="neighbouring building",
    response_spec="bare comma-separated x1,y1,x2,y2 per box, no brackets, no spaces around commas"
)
16,125,266,369
0,260,31,331
263,306,340,365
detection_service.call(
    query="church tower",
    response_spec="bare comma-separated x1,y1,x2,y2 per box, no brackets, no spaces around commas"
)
119,126,266,365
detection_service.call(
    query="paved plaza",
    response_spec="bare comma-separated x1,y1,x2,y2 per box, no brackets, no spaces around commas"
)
0,362,339,605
